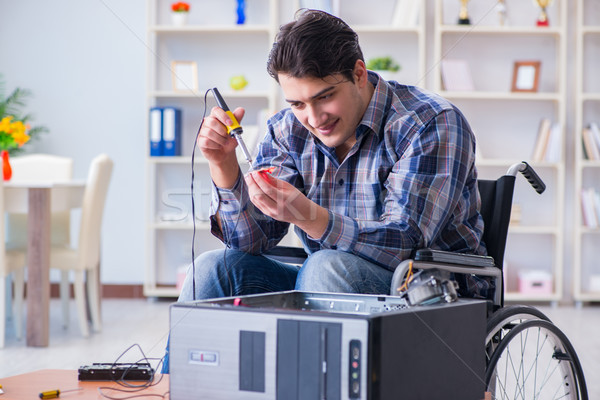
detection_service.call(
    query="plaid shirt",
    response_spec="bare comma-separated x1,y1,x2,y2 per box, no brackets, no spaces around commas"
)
210,72,485,270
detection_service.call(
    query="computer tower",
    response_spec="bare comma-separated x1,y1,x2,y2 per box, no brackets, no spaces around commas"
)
169,291,486,399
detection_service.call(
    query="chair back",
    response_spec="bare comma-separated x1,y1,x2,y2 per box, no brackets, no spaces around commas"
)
477,175,516,272
76,154,114,270
7,154,74,247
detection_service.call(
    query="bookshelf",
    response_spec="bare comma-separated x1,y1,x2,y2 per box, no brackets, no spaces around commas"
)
143,0,428,297
574,0,600,304
433,0,567,303
144,0,279,297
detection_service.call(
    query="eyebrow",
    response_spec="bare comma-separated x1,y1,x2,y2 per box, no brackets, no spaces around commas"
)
285,85,336,104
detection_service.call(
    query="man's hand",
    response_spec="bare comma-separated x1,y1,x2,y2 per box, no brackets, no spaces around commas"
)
245,170,329,239
197,106,245,189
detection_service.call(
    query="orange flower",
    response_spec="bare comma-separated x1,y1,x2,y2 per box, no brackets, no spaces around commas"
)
171,2,190,12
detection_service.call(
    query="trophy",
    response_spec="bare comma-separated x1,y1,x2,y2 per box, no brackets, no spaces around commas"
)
458,0,471,25
496,0,508,26
534,0,553,27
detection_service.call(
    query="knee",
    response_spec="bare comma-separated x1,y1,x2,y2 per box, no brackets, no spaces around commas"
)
296,250,350,292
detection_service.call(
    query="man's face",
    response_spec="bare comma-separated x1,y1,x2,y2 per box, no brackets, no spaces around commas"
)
278,69,368,157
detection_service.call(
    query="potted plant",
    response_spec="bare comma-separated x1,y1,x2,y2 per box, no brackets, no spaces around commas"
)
0,75,48,180
171,2,190,26
366,56,401,81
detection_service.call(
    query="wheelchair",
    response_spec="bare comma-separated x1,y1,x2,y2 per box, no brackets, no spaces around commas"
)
267,162,588,400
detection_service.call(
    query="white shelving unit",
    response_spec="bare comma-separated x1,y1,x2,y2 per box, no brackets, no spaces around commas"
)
145,0,279,297
574,0,600,305
433,0,567,303
143,0,426,297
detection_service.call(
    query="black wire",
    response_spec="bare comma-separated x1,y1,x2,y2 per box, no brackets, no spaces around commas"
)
190,89,212,301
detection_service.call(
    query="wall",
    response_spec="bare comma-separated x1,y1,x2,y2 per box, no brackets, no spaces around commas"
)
0,0,147,283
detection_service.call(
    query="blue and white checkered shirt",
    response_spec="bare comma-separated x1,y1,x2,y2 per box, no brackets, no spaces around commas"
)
210,72,485,270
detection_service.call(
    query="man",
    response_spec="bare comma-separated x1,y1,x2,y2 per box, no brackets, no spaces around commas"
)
185,8,485,300
162,9,485,372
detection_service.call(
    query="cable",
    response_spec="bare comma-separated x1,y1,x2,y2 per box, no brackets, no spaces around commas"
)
190,89,248,300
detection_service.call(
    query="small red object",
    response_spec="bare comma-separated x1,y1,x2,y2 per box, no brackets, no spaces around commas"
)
2,150,12,181
233,298,243,306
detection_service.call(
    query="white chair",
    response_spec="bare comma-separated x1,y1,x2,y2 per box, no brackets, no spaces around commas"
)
50,154,114,337
7,154,73,338
0,179,27,348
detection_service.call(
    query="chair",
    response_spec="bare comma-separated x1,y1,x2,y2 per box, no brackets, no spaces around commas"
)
7,154,73,339
268,162,588,399
49,154,114,337
0,179,27,348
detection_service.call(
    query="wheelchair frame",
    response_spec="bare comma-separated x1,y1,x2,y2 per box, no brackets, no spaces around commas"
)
389,162,588,400
266,161,588,399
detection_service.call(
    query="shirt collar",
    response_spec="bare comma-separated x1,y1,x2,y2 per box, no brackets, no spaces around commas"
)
357,71,392,139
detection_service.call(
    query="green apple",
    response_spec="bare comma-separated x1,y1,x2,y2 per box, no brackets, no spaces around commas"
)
229,75,248,91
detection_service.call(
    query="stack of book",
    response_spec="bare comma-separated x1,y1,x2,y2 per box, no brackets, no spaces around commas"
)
581,187,600,229
582,122,600,160
531,118,561,162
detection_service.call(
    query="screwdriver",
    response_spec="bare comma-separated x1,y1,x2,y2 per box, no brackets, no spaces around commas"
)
212,87,253,164
39,388,83,399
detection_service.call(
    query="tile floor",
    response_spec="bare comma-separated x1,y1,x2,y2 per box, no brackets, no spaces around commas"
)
1,299,598,398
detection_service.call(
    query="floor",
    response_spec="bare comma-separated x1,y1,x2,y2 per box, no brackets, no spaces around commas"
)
1,299,598,398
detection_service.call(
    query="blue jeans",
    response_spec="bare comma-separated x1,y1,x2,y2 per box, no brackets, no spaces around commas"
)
161,248,394,373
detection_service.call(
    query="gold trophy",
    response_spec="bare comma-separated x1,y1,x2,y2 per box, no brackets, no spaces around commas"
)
534,0,553,27
458,0,471,25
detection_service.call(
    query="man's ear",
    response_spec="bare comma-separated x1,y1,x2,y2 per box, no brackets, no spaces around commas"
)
353,59,369,88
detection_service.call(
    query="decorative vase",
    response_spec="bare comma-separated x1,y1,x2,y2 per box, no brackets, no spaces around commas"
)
236,0,246,25
171,12,188,26
2,150,12,181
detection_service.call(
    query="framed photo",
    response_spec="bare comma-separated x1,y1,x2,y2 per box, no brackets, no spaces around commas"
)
171,61,198,92
511,61,541,93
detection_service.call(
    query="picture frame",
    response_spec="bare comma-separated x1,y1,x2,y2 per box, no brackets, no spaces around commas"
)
440,59,474,91
171,61,198,92
511,61,541,93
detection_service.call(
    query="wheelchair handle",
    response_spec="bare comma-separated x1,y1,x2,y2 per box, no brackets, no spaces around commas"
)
507,161,546,194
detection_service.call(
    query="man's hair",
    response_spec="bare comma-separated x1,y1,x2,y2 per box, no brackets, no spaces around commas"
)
267,9,364,83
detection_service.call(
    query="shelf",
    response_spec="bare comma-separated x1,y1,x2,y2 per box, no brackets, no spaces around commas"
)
440,91,562,101
353,25,421,33
150,25,272,33
505,292,561,303
151,221,211,230
148,156,209,164
149,90,272,99
438,25,563,36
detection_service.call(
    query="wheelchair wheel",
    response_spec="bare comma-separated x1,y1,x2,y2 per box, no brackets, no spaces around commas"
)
486,305,551,362
485,319,588,400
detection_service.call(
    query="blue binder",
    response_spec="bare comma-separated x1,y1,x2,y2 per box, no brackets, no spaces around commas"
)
149,107,163,156
162,107,182,156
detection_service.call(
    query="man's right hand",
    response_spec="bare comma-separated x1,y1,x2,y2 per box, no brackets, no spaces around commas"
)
197,106,246,189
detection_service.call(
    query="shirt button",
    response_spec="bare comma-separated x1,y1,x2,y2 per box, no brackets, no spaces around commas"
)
338,179,344,186
222,200,229,205
330,245,337,250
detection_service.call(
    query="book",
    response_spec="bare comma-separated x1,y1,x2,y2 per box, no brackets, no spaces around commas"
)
392,0,420,27
440,59,475,91
582,127,600,160
149,107,163,156
588,122,600,160
543,122,561,162
531,118,552,162
162,107,182,156
581,188,599,228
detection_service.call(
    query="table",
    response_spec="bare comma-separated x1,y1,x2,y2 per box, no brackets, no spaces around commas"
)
4,181,86,347
0,369,169,399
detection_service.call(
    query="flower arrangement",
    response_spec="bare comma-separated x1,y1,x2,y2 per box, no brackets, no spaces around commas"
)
0,75,48,155
171,2,190,12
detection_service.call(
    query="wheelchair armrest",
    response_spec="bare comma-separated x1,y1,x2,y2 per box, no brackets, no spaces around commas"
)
391,252,503,307
414,248,495,268
263,246,308,264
